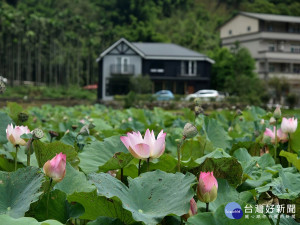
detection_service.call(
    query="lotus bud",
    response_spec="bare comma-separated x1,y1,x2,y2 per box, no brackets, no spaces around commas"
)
195,106,204,116
236,109,242,116
183,123,198,139
0,80,6,94
197,172,218,203
269,117,276,125
281,117,298,134
194,98,201,105
260,119,265,125
273,106,281,120
18,112,29,123
43,152,66,182
32,128,44,140
6,124,30,147
183,198,198,220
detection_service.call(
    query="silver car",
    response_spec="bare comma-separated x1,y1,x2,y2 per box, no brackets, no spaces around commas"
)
185,89,226,101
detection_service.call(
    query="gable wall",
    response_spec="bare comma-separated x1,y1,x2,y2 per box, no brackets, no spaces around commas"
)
221,15,259,39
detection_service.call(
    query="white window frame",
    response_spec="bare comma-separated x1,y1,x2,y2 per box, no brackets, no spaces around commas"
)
116,57,130,74
182,61,197,76
121,57,129,73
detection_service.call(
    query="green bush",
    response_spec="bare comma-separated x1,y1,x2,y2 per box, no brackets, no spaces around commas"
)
286,93,298,109
129,75,153,94
0,86,96,101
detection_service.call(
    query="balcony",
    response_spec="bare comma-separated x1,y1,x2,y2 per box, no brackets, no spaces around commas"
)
110,64,135,75
222,32,300,45
258,72,300,82
258,51,300,61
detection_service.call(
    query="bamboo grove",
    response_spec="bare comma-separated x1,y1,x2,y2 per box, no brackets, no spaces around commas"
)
0,1,102,87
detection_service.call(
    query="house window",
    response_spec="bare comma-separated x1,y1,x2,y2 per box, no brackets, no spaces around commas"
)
150,62,164,74
229,30,232,35
182,61,197,76
269,63,275,72
267,24,273,32
116,57,130,74
268,43,275,52
291,45,300,53
293,64,300,73
247,26,251,31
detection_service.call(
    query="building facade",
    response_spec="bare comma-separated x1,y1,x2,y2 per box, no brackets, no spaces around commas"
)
97,38,214,100
220,12,300,93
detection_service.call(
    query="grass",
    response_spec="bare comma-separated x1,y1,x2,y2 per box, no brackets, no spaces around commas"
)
0,85,97,101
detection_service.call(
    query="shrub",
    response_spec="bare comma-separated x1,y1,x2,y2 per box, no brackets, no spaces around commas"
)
129,75,153,94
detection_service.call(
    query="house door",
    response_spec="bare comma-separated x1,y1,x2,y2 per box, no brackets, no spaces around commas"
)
187,85,194,94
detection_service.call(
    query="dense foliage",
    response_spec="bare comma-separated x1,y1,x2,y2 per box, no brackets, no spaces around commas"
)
0,102,300,224
1,0,300,88
209,45,268,104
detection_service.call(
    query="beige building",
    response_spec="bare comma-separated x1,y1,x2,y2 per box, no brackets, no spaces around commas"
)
220,12,300,93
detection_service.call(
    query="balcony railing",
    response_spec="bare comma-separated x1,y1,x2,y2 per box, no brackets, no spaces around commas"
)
110,64,135,75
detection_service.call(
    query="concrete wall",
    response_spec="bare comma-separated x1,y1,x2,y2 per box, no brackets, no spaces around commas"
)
102,55,142,99
220,15,259,39
222,40,262,58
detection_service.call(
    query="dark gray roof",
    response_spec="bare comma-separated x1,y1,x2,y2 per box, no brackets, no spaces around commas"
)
241,12,300,23
132,42,206,58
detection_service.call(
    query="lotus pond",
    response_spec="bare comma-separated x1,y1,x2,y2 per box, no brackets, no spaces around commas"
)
0,102,300,225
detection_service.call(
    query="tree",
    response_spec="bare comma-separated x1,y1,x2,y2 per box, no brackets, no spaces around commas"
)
210,45,268,104
129,75,153,94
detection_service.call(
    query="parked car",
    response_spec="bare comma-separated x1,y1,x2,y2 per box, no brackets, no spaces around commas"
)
0,76,7,83
154,90,174,101
185,89,226,101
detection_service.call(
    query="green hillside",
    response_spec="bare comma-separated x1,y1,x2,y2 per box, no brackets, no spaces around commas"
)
1,0,300,87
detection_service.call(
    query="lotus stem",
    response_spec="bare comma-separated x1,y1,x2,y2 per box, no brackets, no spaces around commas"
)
206,203,209,212
15,145,19,171
276,214,281,225
274,121,278,162
147,158,150,172
177,137,185,172
120,168,123,182
138,159,141,176
288,134,291,167
46,178,53,218
27,138,33,166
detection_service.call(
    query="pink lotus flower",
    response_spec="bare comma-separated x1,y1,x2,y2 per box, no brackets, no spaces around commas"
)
197,172,218,203
183,198,198,220
264,127,288,143
120,129,166,159
277,128,288,143
281,117,298,134
43,153,66,182
6,124,30,146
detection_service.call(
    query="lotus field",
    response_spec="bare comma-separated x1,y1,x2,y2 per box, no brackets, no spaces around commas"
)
1,102,300,225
